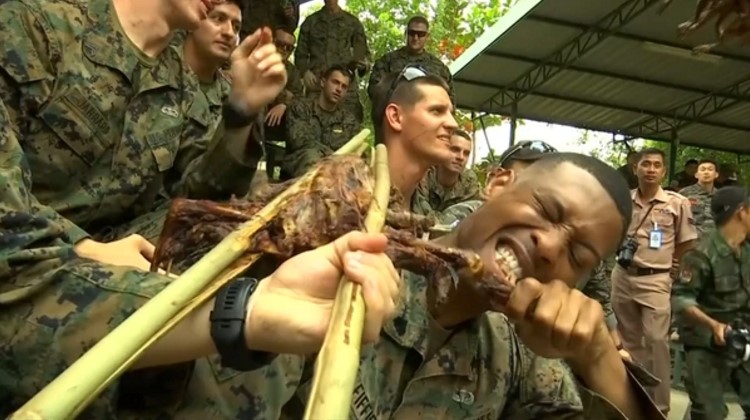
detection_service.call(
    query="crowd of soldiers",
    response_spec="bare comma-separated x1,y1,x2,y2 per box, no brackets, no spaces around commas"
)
0,0,745,418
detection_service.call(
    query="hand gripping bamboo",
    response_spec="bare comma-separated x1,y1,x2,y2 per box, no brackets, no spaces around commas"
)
303,144,390,419
11,129,371,420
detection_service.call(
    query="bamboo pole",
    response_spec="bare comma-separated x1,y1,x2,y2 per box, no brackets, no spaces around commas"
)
11,129,371,420
303,144,390,419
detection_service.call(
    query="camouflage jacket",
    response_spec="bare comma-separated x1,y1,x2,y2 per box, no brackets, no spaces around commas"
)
368,47,454,101
0,0,263,242
240,0,299,37
674,230,750,347
270,60,304,107
437,199,618,330
294,7,371,77
678,183,716,237
282,96,360,177
0,96,299,418
283,272,662,419
414,168,481,215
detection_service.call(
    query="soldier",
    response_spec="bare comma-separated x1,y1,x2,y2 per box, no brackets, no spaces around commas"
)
414,129,480,214
673,186,750,420
239,0,299,39
437,140,631,362
617,150,639,189
367,15,453,102
611,147,698,416
281,64,361,178
679,158,720,238
369,66,457,213
295,0,371,123
0,0,286,272
282,152,664,419
437,140,558,225
675,159,700,190
264,28,304,138
0,101,399,414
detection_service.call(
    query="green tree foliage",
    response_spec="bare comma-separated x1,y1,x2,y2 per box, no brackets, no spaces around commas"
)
343,0,516,134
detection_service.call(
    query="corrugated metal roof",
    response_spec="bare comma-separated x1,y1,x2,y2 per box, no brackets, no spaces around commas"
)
450,0,750,153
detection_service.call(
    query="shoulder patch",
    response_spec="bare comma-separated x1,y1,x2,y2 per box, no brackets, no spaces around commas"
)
679,264,693,283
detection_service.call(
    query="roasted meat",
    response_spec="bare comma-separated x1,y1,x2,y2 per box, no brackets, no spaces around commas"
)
663,0,750,51
151,155,515,306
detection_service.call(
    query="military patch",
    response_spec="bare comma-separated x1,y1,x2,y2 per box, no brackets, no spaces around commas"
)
679,265,693,283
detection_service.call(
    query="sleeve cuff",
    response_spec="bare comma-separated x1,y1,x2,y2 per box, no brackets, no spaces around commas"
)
574,360,664,419
605,313,618,331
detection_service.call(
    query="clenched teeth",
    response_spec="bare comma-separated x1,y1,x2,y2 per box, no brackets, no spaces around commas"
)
495,245,522,281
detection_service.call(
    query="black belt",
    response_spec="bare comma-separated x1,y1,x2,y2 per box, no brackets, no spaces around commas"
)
617,263,670,277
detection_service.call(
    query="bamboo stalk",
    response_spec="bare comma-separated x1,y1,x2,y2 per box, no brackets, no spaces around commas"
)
11,129,371,420
304,144,390,419
78,254,261,415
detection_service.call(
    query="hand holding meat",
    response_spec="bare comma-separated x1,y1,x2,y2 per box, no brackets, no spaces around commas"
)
246,232,400,354
504,278,613,366
229,27,287,115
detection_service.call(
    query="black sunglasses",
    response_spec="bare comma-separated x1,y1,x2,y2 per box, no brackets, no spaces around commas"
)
407,29,428,38
498,140,557,166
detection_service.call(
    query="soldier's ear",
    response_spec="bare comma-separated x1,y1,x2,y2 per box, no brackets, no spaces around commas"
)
384,103,403,133
483,168,514,198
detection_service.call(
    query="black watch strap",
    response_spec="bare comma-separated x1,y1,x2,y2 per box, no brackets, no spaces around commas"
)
210,278,276,371
222,101,257,128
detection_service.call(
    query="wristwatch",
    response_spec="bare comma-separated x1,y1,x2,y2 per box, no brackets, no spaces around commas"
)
210,277,277,371
222,100,258,128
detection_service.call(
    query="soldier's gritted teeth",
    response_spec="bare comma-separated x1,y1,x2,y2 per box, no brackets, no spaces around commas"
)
454,162,623,290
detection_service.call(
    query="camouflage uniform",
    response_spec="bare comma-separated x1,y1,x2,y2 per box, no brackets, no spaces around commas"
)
240,0,299,37
282,272,662,419
673,231,750,419
678,184,716,237
295,7,371,122
0,0,287,417
367,46,454,102
0,0,263,244
281,96,361,178
0,91,304,417
264,60,304,143
414,167,480,214
437,199,618,331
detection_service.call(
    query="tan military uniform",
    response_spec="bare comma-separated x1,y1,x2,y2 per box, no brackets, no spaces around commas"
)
611,187,697,414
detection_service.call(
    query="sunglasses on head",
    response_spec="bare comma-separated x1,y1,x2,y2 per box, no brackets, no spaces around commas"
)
407,29,428,38
386,65,427,98
498,140,557,166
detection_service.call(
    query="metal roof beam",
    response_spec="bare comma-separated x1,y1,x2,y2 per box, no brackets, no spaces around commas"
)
456,78,750,133
482,0,660,110
625,75,750,137
527,15,750,65
483,51,750,102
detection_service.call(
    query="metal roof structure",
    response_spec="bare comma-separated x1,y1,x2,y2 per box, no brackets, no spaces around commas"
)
449,0,750,154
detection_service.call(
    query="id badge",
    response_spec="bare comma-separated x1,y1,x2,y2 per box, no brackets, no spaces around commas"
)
649,225,663,249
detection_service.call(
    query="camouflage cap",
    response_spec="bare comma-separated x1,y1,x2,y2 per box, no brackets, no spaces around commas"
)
711,186,749,225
